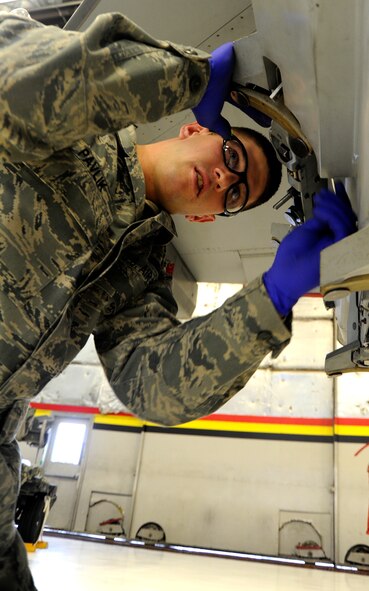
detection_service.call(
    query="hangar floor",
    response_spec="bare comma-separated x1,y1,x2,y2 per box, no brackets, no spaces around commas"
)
28,534,369,591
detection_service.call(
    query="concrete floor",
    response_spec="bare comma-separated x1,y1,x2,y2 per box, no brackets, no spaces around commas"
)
27,535,369,591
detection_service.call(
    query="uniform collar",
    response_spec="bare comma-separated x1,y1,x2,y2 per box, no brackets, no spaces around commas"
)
144,200,177,237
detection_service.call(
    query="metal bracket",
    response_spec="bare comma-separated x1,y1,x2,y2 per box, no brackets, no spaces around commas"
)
230,84,326,223
325,340,361,376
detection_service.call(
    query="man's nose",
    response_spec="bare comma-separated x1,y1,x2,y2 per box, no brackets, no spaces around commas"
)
214,166,238,191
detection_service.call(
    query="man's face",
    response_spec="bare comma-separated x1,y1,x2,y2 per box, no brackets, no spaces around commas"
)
144,123,269,218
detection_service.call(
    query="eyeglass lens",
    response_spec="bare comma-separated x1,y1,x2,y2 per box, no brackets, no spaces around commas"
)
224,139,247,173
223,138,249,214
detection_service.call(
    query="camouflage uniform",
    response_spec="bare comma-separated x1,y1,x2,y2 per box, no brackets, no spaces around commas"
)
0,11,291,590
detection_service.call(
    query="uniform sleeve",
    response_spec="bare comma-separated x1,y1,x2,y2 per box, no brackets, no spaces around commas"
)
94,275,292,427
0,12,210,162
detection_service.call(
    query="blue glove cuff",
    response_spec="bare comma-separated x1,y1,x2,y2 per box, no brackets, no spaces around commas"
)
263,272,297,317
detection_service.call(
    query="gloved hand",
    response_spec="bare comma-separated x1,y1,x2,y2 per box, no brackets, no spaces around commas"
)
192,42,235,138
193,43,272,137
263,183,357,316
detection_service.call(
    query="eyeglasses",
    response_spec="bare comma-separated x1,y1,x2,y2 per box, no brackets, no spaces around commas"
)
219,135,250,216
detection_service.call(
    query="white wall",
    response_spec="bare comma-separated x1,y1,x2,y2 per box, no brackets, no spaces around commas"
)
22,295,369,565
129,433,333,556
74,429,142,534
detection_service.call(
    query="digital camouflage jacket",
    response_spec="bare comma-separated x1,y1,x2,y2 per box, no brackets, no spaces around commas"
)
0,11,291,590
0,10,291,427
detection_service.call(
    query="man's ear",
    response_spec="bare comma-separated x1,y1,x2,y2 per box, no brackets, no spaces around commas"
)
185,214,216,223
179,122,209,139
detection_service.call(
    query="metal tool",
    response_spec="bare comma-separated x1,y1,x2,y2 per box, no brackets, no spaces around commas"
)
231,84,327,224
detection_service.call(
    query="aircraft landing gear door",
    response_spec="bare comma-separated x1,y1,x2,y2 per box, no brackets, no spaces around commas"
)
43,417,91,530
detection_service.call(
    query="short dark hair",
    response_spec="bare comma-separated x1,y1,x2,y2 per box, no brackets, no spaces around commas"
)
232,126,282,209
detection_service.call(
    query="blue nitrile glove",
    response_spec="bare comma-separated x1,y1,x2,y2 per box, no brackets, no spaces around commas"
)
263,183,357,316
193,43,272,136
192,42,235,138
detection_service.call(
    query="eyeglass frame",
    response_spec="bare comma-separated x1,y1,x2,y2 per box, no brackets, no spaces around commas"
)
218,134,250,217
